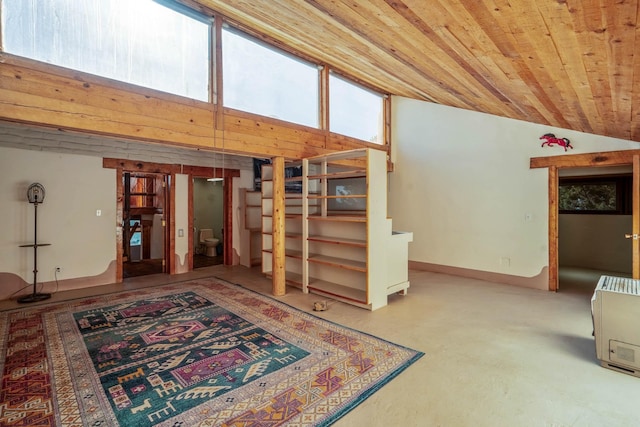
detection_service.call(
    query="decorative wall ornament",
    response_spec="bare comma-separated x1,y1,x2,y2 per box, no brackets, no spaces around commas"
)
540,133,573,151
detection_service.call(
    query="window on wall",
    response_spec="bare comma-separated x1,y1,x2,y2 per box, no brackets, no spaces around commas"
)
129,175,158,208
559,175,632,214
329,72,385,144
222,26,320,128
1,0,211,101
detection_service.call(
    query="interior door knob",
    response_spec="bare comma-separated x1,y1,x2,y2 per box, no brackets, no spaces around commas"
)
625,233,638,240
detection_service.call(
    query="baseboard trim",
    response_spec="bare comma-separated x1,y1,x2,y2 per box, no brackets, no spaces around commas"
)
0,261,117,301
409,261,549,291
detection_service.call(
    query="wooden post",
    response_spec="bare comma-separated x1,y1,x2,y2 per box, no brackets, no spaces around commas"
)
116,168,124,282
272,156,286,296
548,165,558,292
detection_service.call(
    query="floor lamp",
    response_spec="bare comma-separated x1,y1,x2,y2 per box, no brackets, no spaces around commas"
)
18,183,52,303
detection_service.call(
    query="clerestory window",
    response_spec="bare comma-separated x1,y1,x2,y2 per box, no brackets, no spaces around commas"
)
1,0,211,101
221,26,320,128
329,72,385,144
2,1,389,144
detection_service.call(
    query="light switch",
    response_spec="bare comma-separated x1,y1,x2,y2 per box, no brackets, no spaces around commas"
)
96,209,102,217
178,229,184,237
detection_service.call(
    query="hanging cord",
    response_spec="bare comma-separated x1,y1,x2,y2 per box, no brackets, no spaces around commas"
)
52,268,60,294
221,117,225,182
8,283,31,300
8,271,58,300
213,102,218,177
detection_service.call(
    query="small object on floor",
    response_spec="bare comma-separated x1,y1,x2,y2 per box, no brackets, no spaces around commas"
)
313,300,328,311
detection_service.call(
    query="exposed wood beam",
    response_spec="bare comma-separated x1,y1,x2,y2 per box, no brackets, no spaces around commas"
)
530,150,640,169
0,55,387,161
103,158,181,174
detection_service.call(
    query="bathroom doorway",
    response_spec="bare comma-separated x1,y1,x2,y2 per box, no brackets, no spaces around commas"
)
193,177,224,269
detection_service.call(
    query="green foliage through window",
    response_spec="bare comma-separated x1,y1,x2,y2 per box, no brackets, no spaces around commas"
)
559,175,631,214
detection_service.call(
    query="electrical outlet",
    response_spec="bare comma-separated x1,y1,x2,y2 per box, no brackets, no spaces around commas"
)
55,266,61,273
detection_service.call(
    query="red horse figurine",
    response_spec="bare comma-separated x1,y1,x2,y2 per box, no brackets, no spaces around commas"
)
540,133,573,151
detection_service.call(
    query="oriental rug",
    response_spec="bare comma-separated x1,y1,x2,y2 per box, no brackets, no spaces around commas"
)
0,277,423,426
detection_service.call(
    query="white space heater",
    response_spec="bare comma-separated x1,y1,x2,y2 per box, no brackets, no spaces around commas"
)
592,275,640,377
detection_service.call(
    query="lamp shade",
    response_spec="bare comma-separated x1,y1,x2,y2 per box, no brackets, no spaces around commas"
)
27,183,45,204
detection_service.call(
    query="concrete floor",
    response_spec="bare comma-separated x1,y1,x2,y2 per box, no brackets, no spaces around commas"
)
2,266,640,426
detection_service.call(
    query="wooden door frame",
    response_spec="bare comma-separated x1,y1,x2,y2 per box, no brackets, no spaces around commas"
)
104,159,180,282
531,149,640,291
184,166,241,268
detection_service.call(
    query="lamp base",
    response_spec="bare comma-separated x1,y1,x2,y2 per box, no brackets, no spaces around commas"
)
18,292,52,303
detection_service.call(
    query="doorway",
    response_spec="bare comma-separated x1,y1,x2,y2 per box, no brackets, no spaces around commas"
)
122,172,168,278
533,150,640,292
192,177,224,269
557,167,633,294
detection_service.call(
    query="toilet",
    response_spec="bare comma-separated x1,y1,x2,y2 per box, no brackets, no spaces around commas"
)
199,229,219,257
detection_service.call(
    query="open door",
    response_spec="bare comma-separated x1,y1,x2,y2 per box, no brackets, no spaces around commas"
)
533,150,640,291
191,177,224,270
122,172,168,278
183,165,240,270
630,156,640,279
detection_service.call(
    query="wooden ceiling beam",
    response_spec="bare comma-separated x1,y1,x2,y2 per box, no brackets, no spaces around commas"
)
530,149,640,169
4,0,640,145
184,0,640,144
0,57,383,160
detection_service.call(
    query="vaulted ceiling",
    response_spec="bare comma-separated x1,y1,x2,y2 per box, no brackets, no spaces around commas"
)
192,0,640,143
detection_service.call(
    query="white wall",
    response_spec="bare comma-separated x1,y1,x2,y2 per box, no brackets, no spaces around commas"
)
174,174,190,273
559,215,632,274
390,96,638,286
0,146,116,299
0,123,255,300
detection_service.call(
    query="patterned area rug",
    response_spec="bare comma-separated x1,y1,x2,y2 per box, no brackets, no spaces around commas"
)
0,277,423,426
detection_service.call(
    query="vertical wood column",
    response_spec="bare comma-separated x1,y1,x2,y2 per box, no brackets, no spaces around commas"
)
548,165,558,292
116,168,124,282
272,156,286,296
319,65,330,133
633,156,639,279
168,172,176,275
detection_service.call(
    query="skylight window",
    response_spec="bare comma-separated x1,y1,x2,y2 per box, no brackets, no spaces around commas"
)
1,0,210,101
222,26,319,128
329,73,385,144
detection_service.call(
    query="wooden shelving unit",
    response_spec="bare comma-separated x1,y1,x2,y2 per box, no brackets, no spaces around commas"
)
261,163,315,289
262,148,412,310
302,148,413,310
239,189,262,268
261,164,274,275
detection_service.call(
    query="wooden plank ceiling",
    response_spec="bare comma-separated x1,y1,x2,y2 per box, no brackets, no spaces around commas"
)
192,0,640,142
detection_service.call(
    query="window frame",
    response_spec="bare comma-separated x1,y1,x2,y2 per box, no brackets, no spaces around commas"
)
220,23,321,129
1,1,392,148
558,174,632,215
327,69,388,145
1,0,213,102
